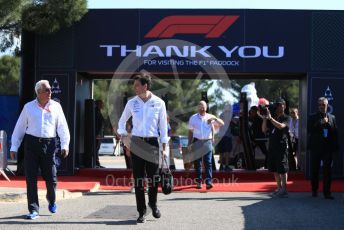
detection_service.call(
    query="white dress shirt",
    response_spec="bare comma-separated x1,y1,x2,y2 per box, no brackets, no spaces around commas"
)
189,113,214,140
289,118,299,139
10,99,70,152
117,94,168,144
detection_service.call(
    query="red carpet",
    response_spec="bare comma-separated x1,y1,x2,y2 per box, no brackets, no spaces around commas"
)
1,169,343,193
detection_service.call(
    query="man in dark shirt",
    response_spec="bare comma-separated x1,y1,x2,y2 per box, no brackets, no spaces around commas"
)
95,99,105,168
262,98,290,198
249,106,268,168
308,97,339,199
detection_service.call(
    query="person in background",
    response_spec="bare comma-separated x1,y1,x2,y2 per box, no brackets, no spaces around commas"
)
218,105,233,171
188,101,224,189
308,97,339,199
289,107,300,171
113,118,137,194
10,80,70,220
95,99,105,168
249,106,269,169
262,98,290,198
166,115,176,170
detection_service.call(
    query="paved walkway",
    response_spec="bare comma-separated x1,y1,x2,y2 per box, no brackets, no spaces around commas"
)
0,191,343,230
0,187,82,202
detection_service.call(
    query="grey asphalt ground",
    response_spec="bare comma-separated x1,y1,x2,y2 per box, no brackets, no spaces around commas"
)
0,187,82,202
0,191,343,230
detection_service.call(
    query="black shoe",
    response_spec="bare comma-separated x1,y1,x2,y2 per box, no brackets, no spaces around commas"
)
312,191,318,197
324,195,334,200
225,166,233,172
95,165,105,168
137,210,147,223
148,203,161,219
219,164,223,171
206,183,213,190
137,215,146,223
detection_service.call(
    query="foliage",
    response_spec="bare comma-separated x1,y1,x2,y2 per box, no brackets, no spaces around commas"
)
93,80,113,135
95,77,299,135
0,0,30,53
234,79,299,108
22,0,88,34
0,0,87,54
0,55,20,95
96,77,221,136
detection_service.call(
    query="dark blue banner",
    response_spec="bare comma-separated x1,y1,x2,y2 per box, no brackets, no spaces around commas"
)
75,9,310,74
0,95,19,157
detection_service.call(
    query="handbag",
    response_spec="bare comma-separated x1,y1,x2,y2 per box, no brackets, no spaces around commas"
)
160,155,173,195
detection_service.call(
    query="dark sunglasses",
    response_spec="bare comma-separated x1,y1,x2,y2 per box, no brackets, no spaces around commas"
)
41,88,52,93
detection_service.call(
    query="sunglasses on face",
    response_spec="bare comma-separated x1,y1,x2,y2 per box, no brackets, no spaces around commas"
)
40,88,51,93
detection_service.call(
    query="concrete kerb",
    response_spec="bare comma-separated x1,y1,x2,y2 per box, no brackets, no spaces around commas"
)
0,187,82,202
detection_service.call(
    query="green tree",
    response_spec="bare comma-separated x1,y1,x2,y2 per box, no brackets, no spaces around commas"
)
22,0,88,34
234,79,299,108
100,77,224,136
0,0,30,53
0,55,20,95
93,80,113,135
99,77,302,135
207,79,238,116
0,0,87,54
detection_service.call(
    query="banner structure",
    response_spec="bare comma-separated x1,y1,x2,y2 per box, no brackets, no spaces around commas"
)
18,9,344,176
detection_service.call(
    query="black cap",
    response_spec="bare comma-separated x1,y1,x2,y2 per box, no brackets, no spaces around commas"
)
275,98,286,105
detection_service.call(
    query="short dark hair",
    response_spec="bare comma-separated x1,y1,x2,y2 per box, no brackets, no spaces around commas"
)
133,74,152,90
250,106,258,111
95,99,103,108
275,98,286,105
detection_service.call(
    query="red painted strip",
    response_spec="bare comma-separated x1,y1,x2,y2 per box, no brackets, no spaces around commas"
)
145,15,230,38
159,25,213,38
206,16,239,38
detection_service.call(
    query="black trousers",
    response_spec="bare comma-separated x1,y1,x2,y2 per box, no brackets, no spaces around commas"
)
130,136,160,215
95,139,101,166
311,150,333,196
24,134,57,213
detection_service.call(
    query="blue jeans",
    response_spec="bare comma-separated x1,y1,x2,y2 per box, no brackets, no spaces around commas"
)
193,140,213,185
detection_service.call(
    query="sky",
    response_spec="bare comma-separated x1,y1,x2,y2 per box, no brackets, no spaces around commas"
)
87,0,344,10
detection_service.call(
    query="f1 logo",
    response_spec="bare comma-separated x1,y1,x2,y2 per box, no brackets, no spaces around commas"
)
145,15,239,38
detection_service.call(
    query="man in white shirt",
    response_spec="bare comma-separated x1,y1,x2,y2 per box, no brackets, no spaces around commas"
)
117,74,168,223
188,101,224,189
289,108,300,170
10,80,70,220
